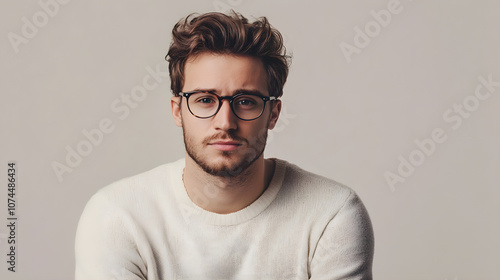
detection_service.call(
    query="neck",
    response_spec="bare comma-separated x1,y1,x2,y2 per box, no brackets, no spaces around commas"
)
183,154,274,214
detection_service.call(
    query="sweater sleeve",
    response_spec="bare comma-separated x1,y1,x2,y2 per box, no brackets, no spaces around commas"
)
310,191,374,280
75,191,147,280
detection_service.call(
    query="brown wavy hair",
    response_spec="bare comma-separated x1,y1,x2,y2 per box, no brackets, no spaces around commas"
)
166,11,291,98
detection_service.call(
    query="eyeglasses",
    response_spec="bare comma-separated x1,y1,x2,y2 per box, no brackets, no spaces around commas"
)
178,90,277,121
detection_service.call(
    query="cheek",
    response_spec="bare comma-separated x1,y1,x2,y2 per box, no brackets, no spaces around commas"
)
244,120,270,142
180,103,195,127
182,114,211,136
258,113,273,130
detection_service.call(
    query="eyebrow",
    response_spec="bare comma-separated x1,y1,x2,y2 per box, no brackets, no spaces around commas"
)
190,88,267,97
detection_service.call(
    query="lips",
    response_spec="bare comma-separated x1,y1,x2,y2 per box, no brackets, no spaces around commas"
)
208,140,243,151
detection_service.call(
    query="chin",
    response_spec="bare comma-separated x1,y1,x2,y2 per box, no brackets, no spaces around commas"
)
202,157,250,177
190,151,260,177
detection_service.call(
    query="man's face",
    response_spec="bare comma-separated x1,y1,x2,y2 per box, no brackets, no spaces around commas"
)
171,52,281,177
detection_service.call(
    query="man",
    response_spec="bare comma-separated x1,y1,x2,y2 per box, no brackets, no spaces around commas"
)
75,11,374,280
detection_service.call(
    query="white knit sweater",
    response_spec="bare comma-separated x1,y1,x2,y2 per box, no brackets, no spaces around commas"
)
75,158,374,280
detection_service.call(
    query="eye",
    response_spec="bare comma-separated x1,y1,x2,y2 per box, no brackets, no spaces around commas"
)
193,94,217,104
236,98,256,106
234,95,259,106
199,97,215,104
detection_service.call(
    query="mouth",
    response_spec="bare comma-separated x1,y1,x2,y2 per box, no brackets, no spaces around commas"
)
208,140,243,151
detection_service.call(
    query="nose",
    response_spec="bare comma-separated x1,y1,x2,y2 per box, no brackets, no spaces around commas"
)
213,99,238,131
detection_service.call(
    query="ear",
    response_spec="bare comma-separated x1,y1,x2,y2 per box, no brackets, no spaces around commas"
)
171,96,183,127
267,100,281,130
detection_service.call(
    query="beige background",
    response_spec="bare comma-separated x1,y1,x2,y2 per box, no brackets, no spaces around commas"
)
1,0,499,279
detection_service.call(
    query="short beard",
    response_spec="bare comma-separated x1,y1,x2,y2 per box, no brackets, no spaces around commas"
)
183,128,268,178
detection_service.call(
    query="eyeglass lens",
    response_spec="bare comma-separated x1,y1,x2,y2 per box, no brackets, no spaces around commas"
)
187,92,266,120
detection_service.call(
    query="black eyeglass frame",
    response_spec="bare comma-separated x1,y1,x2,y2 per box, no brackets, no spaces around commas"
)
178,90,278,121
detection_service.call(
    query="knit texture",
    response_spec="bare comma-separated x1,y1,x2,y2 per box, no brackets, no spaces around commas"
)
75,158,374,280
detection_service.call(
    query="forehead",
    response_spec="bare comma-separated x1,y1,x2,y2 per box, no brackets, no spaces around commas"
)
183,52,268,95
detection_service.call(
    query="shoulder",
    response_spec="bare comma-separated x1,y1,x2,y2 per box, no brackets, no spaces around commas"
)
86,158,184,211
74,161,186,279
277,159,355,201
273,158,368,220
